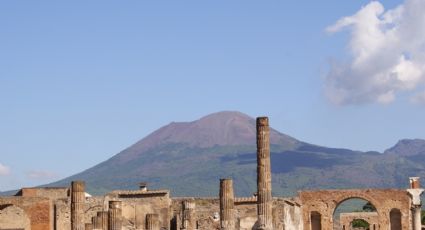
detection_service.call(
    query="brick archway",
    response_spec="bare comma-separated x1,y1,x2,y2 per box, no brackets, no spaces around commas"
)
299,189,411,230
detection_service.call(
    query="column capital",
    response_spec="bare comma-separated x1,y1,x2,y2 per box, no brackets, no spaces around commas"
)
407,188,425,206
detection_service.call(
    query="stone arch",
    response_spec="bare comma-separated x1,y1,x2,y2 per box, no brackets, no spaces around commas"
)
329,193,382,226
300,189,411,230
0,204,31,230
331,193,380,216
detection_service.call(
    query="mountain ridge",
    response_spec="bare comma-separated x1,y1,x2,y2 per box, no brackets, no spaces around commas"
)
46,111,425,196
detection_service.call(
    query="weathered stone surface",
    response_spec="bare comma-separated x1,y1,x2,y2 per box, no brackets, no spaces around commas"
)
0,196,51,230
98,211,108,230
146,213,160,230
0,205,31,229
85,223,93,230
181,200,197,230
299,189,411,230
339,212,379,230
220,178,235,230
108,201,122,230
71,181,85,230
256,117,273,230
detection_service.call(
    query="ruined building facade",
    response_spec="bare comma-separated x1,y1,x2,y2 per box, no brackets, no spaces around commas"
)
0,117,423,230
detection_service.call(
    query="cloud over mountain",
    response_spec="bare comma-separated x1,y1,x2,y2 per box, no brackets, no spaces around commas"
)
0,163,10,176
325,0,425,105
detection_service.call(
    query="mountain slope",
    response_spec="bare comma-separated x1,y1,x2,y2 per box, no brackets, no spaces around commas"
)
48,111,425,196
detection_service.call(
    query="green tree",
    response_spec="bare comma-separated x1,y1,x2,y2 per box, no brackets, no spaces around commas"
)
352,219,370,229
362,202,376,212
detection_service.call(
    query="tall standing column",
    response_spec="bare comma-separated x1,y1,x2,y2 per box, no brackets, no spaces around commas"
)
146,213,160,230
220,178,235,230
256,117,273,230
71,181,86,230
108,201,122,230
408,177,424,230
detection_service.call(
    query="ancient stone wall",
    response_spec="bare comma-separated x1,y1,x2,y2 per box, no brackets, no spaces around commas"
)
170,197,299,230
0,196,51,230
0,205,31,229
18,187,69,200
282,199,303,230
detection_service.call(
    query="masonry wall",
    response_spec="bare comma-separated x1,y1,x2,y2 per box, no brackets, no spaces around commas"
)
299,189,412,230
0,196,52,230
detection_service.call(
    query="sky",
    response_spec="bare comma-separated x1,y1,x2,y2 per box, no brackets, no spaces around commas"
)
1,0,425,191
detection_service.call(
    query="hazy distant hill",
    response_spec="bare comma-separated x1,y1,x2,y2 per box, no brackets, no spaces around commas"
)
48,111,425,197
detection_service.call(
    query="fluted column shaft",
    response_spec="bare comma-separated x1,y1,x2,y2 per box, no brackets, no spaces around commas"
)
256,117,273,230
146,213,160,230
181,200,196,230
93,215,102,229
108,201,122,230
220,179,235,230
71,181,86,230
98,211,109,230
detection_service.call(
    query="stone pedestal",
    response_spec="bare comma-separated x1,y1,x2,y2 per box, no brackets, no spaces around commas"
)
108,201,122,230
220,178,235,230
71,181,85,230
146,213,160,230
256,117,273,230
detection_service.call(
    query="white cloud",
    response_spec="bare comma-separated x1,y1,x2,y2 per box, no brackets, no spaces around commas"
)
0,163,10,176
325,0,425,105
26,170,57,180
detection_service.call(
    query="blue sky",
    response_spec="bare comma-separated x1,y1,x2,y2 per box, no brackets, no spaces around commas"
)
1,0,424,190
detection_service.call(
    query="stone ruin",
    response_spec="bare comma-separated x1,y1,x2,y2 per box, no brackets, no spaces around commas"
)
0,117,423,230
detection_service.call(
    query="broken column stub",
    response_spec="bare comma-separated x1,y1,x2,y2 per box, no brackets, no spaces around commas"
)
71,181,86,230
220,178,235,230
256,117,273,230
93,211,109,230
146,213,160,230
108,201,122,230
181,200,196,230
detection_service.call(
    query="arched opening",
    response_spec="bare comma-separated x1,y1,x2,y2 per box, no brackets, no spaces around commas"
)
0,204,31,230
333,198,378,230
311,211,321,230
390,208,401,230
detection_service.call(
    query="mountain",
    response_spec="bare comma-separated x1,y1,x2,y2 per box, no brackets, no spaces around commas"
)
384,139,425,156
48,111,425,197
